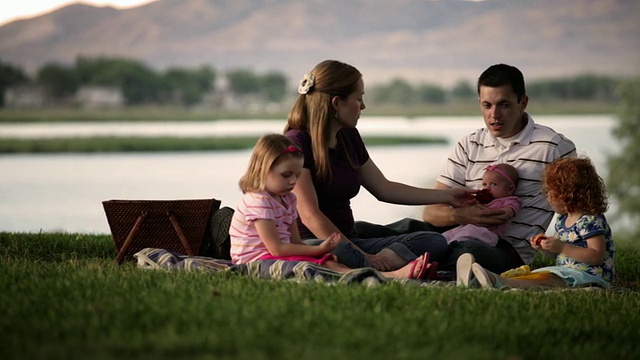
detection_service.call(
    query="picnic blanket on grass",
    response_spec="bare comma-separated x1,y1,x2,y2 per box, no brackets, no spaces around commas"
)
134,247,438,287
133,248,628,292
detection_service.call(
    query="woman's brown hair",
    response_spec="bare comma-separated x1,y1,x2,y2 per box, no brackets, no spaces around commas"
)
284,60,362,182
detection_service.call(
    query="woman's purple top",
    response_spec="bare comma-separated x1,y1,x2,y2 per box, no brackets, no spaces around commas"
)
285,127,370,238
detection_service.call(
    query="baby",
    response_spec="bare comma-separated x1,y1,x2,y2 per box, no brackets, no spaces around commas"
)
443,163,522,247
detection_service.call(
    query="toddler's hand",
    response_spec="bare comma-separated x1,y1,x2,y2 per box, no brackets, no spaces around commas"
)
319,232,341,252
531,234,563,254
530,233,546,249
543,236,565,254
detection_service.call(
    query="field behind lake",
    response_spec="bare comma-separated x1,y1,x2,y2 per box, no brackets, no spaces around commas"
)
0,99,619,123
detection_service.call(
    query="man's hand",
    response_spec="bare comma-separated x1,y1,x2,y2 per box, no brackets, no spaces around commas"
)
453,204,513,228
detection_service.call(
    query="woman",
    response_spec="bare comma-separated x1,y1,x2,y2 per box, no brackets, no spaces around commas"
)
284,59,474,271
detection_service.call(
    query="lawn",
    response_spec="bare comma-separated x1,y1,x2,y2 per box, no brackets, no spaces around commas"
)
1,232,638,359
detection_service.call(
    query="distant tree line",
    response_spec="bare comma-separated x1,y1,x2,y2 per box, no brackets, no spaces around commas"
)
368,78,475,104
0,57,289,107
0,57,624,108
367,75,622,105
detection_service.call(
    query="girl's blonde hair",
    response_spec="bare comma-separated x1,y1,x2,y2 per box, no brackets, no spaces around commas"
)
542,156,608,214
239,134,303,193
284,59,362,182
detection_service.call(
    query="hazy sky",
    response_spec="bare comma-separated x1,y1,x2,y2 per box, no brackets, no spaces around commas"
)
0,0,158,26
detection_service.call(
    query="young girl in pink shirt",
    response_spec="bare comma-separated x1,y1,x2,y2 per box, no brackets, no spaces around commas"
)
229,133,434,279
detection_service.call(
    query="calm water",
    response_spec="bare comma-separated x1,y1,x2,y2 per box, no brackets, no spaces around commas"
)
0,115,620,234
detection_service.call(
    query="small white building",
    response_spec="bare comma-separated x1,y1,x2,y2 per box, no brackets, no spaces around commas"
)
4,85,46,108
75,86,124,109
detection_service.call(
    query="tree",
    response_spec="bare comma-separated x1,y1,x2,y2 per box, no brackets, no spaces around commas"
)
37,63,79,101
451,80,476,100
373,78,415,105
416,83,447,104
0,59,29,106
226,69,288,103
163,65,215,106
527,74,621,101
227,69,260,95
570,74,620,101
260,71,287,102
75,57,163,105
607,71,640,237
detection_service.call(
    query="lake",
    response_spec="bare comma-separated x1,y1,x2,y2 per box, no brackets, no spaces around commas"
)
0,115,621,234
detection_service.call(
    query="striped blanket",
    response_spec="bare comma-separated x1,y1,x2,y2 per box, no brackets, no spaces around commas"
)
133,248,625,291
134,247,439,287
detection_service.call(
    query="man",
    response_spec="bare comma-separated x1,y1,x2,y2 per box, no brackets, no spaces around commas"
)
423,63,576,273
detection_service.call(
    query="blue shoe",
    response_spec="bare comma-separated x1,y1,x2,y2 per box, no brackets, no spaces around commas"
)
471,263,504,289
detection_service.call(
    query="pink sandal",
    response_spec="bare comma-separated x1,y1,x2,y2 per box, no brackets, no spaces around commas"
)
408,252,431,279
425,261,439,280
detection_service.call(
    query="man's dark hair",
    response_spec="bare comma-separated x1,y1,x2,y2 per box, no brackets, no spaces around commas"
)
477,64,526,102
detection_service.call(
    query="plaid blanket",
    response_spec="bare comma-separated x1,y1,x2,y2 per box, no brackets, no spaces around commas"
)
134,247,439,287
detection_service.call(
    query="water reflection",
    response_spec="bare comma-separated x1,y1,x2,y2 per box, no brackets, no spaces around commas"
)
0,115,620,233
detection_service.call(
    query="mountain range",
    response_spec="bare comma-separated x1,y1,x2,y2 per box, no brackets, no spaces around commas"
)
1,0,639,86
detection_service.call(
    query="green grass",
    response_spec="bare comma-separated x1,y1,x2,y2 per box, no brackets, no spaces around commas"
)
1,232,639,359
0,135,447,154
0,106,286,123
0,100,618,123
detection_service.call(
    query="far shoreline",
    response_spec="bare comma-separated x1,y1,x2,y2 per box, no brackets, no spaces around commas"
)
0,135,449,154
0,100,618,123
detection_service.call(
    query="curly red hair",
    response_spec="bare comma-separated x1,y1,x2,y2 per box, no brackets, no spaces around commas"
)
542,157,608,214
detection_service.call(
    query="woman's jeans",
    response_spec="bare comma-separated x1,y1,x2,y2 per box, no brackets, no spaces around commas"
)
304,230,448,269
353,218,525,274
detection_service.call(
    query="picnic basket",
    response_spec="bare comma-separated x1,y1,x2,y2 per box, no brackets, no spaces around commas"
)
102,198,220,263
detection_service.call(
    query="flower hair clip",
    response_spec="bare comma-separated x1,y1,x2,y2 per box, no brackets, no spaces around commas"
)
297,72,315,95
